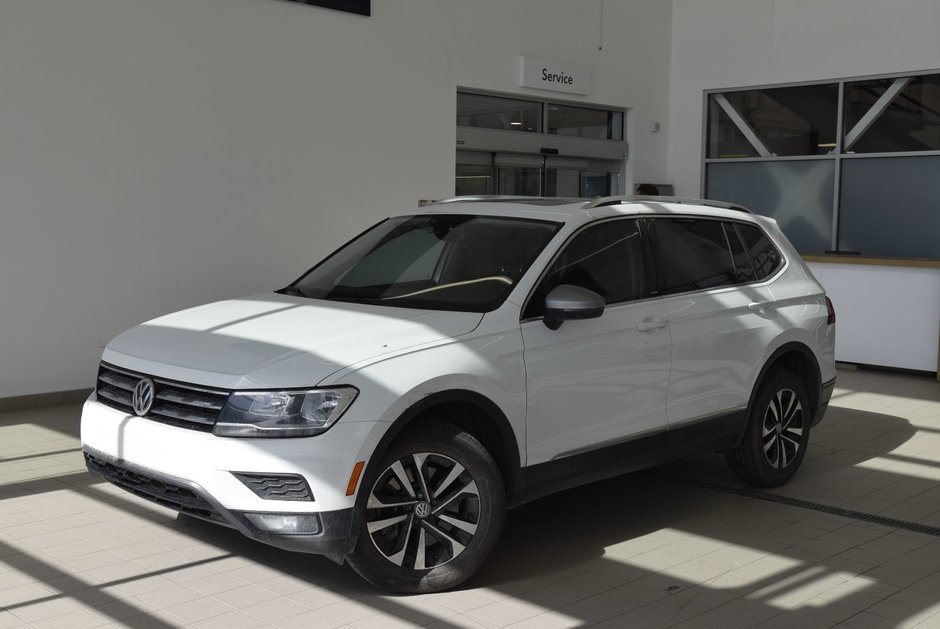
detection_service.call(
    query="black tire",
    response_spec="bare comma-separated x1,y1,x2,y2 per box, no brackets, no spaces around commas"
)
347,424,506,593
727,368,811,487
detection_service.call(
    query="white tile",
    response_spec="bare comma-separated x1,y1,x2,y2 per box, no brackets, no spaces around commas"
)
0,363,939,628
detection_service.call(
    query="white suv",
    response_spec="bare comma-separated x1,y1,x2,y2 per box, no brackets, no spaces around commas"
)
81,196,836,593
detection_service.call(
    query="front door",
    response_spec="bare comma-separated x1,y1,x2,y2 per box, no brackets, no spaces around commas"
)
521,219,671,483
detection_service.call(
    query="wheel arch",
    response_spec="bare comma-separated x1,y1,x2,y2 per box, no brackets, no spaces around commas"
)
361,390,525,509
750,341,823,428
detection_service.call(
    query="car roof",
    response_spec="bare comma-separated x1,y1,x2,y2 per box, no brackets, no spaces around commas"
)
416,195,760,226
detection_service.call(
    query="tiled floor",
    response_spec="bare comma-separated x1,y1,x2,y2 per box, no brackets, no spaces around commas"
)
1,366,939,628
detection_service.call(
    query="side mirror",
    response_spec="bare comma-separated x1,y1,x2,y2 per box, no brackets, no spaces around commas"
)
543,285,605,330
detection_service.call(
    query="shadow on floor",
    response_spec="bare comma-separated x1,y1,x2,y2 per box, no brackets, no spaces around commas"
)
1,404,937,627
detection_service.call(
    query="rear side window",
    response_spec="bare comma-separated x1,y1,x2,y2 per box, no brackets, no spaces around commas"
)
650,219,737,293
736,224,783,280
723,222,757,283
524,219,647,318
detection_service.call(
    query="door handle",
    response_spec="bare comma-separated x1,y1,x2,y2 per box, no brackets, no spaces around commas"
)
747,302,767,314
637,318,667,332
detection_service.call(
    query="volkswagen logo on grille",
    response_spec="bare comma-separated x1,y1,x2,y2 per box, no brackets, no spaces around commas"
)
132,378,155,416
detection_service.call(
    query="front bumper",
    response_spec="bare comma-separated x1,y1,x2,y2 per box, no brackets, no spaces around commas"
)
84,447,357,560
81,396,381,511
80,397,387,561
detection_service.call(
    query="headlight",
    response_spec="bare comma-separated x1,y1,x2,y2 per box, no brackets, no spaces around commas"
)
213,387,357,438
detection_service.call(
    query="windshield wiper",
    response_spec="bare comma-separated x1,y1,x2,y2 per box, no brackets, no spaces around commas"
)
276,286,309,298
381,276,512,300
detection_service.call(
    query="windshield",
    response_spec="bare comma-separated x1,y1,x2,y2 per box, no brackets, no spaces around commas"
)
285,214,562,312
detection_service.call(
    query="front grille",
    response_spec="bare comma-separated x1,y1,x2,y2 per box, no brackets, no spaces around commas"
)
96,362,229,432
233,473,314,501
85,452,227,524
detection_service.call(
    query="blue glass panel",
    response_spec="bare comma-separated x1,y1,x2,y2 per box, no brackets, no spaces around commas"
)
706,160,835,253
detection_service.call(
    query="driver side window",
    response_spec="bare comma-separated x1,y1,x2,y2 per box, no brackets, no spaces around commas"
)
525,219,647,319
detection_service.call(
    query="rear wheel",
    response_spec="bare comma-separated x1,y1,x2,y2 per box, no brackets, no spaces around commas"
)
348,425,505,593
728,368,811,487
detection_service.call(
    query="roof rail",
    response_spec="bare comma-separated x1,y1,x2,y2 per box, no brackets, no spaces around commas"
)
432,195,584,206
583,195,752,214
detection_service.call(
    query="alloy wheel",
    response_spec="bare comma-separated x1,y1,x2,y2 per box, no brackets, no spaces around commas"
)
761,388,804,469
365,452,481,571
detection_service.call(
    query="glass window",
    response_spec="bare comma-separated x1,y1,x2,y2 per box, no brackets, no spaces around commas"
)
843,75,940,153
581,172,617,198
338,231,444,287
705,159,835,253
497,167,542,196
291,215,561,313
707,84,839,158
457,93,542,133
736,224,783,280
723,223,757,283
650,219,737,294
838,155,940,258
455,164,495,196
544,168,580,198
524,220,646,318
547,104,624,140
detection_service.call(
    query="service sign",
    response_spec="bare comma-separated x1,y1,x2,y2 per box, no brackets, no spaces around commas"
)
519,56,591,96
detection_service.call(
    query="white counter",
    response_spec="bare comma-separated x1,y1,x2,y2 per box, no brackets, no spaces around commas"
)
805,256,940,375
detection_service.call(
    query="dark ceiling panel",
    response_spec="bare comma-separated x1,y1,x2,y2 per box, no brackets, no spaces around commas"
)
283,0,370,17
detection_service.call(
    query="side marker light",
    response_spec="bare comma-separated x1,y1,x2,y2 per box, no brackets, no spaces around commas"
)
346,461,365,496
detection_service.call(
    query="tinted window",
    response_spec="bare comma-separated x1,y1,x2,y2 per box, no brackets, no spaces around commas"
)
525,219,646,319
705,160,835,254
707,84,839,158
723,222,757,283
546,104,624,140
844,75,940,153
338,230,445,287
456,93,542,133
291,215,561,312
737,224,783,280
651,219,736,293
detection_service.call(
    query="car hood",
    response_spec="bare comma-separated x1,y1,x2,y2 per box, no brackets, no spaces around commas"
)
102,293,483,389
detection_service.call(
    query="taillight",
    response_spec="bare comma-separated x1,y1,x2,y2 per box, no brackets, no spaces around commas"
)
825,297,835,325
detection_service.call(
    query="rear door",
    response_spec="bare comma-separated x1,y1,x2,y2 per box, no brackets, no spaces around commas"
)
647,217,781,439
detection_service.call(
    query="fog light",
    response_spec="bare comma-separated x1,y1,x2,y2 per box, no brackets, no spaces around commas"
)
242,512,321,535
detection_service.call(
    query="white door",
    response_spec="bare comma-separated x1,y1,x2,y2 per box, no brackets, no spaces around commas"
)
521,219,671,465
647,218,782,427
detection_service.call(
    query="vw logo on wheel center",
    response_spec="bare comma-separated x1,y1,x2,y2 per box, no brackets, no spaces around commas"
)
132,378,155,416
414,502,431,519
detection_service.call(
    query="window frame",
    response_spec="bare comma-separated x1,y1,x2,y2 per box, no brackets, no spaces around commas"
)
703,67,940,257
731,221,785,282
457,90,627,142
706,84,840,159
520,215,788,323
520,217,658,322
644,216,787,299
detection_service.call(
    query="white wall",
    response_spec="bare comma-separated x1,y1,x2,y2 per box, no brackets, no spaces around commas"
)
0,0,673,398
667,0,940,197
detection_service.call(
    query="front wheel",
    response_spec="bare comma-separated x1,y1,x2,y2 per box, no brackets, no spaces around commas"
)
727,368,811,487
348,425,505,593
